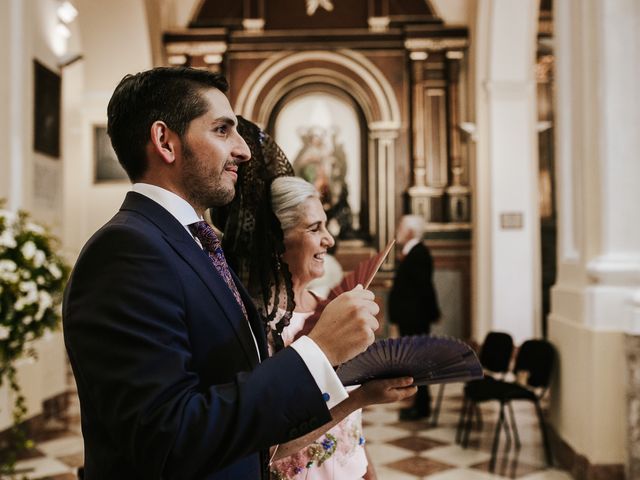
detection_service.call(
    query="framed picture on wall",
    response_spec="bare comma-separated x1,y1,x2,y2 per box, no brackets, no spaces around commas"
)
94,125,128,182
33,60,61,158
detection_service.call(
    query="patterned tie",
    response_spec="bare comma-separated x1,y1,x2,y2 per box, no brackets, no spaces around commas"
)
188,221,248,320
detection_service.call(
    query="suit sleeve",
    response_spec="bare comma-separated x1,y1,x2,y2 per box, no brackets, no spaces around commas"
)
63,225,331,479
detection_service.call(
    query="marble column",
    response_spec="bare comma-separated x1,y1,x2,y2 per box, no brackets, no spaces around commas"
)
368,125,398,269
473,0,540,343
549,0,639,473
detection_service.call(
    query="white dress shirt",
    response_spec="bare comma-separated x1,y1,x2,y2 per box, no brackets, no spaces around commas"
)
132,183,348,409
402,237,421,257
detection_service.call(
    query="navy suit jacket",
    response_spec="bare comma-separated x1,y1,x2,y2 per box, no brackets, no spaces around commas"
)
63,192,331,479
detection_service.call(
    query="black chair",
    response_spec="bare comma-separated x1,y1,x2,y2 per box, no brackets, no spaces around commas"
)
460,339,555,471
455,331,514,441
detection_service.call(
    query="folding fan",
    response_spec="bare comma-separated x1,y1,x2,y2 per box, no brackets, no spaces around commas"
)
330,239,395,294
290,240,396,341
335,334,483,386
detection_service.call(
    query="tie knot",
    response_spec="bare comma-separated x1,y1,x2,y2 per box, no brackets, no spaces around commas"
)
188,221,221,253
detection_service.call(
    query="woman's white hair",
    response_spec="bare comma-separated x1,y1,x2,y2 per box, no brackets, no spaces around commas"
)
270,176,320,232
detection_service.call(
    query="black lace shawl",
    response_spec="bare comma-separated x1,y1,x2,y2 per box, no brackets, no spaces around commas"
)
209,116,295,352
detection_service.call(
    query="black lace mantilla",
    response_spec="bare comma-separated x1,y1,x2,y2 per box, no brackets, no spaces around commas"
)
209,116,295,352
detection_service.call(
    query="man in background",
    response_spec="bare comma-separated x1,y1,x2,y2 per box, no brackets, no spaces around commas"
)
388,214,441,421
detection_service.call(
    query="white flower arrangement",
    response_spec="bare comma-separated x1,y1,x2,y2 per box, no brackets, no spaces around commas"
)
0,207,68,374
0,206,68,471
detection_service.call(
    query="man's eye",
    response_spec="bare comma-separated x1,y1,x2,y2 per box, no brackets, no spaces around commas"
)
215,125,228,134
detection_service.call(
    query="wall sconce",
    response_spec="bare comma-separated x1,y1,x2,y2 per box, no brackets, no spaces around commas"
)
55,21,71,39
52,1,78,59
57,1,78,24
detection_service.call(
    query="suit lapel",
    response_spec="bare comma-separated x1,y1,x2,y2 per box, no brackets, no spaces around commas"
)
120,192,260,367
231,270,268,362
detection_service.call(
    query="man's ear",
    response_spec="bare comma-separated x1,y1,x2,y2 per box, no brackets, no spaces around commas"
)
150,121,178,165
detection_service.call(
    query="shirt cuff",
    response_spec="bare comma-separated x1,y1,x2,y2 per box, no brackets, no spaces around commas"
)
290,336,349,410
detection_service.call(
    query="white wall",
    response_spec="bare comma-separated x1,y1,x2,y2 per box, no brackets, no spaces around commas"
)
0,0,79,429
0,0,153,430
473,0,540,344
64,0,152,255
0,0,12,203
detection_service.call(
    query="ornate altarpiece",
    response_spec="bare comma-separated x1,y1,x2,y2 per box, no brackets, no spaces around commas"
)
163,0,473,337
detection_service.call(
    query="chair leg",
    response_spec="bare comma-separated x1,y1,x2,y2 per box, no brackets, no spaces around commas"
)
507,401,521,449
501,403,512,451
430,383,445,427
455,397,467,444
489,402,505,472
534,400,553,466
474,402,483,429
463,399,475,448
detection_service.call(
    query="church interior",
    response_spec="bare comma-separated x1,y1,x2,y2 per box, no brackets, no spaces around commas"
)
0,0,637,478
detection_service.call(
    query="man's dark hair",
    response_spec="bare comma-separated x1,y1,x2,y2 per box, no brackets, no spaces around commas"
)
107,67,229,181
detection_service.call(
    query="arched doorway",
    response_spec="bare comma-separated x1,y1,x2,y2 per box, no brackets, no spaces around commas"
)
270,87,367,240
234,49,402,265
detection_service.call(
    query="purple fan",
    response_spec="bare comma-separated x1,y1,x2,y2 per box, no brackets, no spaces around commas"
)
336,335,483,386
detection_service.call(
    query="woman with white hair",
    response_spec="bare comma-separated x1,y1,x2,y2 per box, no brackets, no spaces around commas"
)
266,176,414,480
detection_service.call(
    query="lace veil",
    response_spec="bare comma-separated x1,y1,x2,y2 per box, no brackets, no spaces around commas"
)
209,116,294,352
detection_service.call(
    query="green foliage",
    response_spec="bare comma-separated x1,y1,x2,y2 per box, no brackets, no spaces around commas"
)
0,204,69,475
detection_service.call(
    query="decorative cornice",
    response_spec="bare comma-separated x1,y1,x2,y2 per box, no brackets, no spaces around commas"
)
166,41,227,56
368,16,390,33
446,50,464,60
242,18,265,32
409,51,428,61
404,38,468,52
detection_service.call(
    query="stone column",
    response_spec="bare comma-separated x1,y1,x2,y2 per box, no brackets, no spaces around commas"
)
473,0,540,343
445,50,471,223
405,38,468,225
549,0,638,475
368,125,398,269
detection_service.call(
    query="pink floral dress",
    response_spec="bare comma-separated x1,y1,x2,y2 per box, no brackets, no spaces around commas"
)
268,310,368,480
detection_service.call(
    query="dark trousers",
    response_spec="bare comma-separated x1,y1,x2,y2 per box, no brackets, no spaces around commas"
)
399,326,432,415
414,384,431,415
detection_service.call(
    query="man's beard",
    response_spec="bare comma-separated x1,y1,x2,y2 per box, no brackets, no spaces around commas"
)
181,141,236,209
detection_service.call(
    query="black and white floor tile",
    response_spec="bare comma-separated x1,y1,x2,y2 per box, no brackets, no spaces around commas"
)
13,383,573,480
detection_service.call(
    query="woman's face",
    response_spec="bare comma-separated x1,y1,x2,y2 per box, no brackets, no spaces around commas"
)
282,197,335,286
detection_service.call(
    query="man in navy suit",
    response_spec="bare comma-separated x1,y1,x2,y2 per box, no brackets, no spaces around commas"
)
63,67,380,479
388,215,441,421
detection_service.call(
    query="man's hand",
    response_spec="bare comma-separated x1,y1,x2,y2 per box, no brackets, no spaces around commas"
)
308,285,379,366
353,377,417,407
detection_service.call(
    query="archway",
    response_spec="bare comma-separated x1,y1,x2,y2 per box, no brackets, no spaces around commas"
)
235,49,401,262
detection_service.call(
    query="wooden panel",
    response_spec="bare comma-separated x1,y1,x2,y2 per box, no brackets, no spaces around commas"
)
192,2,243,28
265,0,368,30
424,88,447,187
431,241,471,339
389,0,435,16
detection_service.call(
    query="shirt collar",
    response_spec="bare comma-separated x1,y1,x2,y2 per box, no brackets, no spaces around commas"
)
132,183,202,229
402,237,421,256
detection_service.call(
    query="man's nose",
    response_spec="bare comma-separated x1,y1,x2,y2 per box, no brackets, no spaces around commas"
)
232,133,251,163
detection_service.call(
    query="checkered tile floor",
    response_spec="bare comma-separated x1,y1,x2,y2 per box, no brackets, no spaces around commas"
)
14,383,572,479
364,383,572,479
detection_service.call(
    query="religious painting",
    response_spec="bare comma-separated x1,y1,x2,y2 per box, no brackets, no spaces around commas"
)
94,125,128,182
33,60,61,158
274,92,362,240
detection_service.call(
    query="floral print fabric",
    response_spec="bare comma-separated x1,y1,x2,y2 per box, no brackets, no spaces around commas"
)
269,310,368,480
